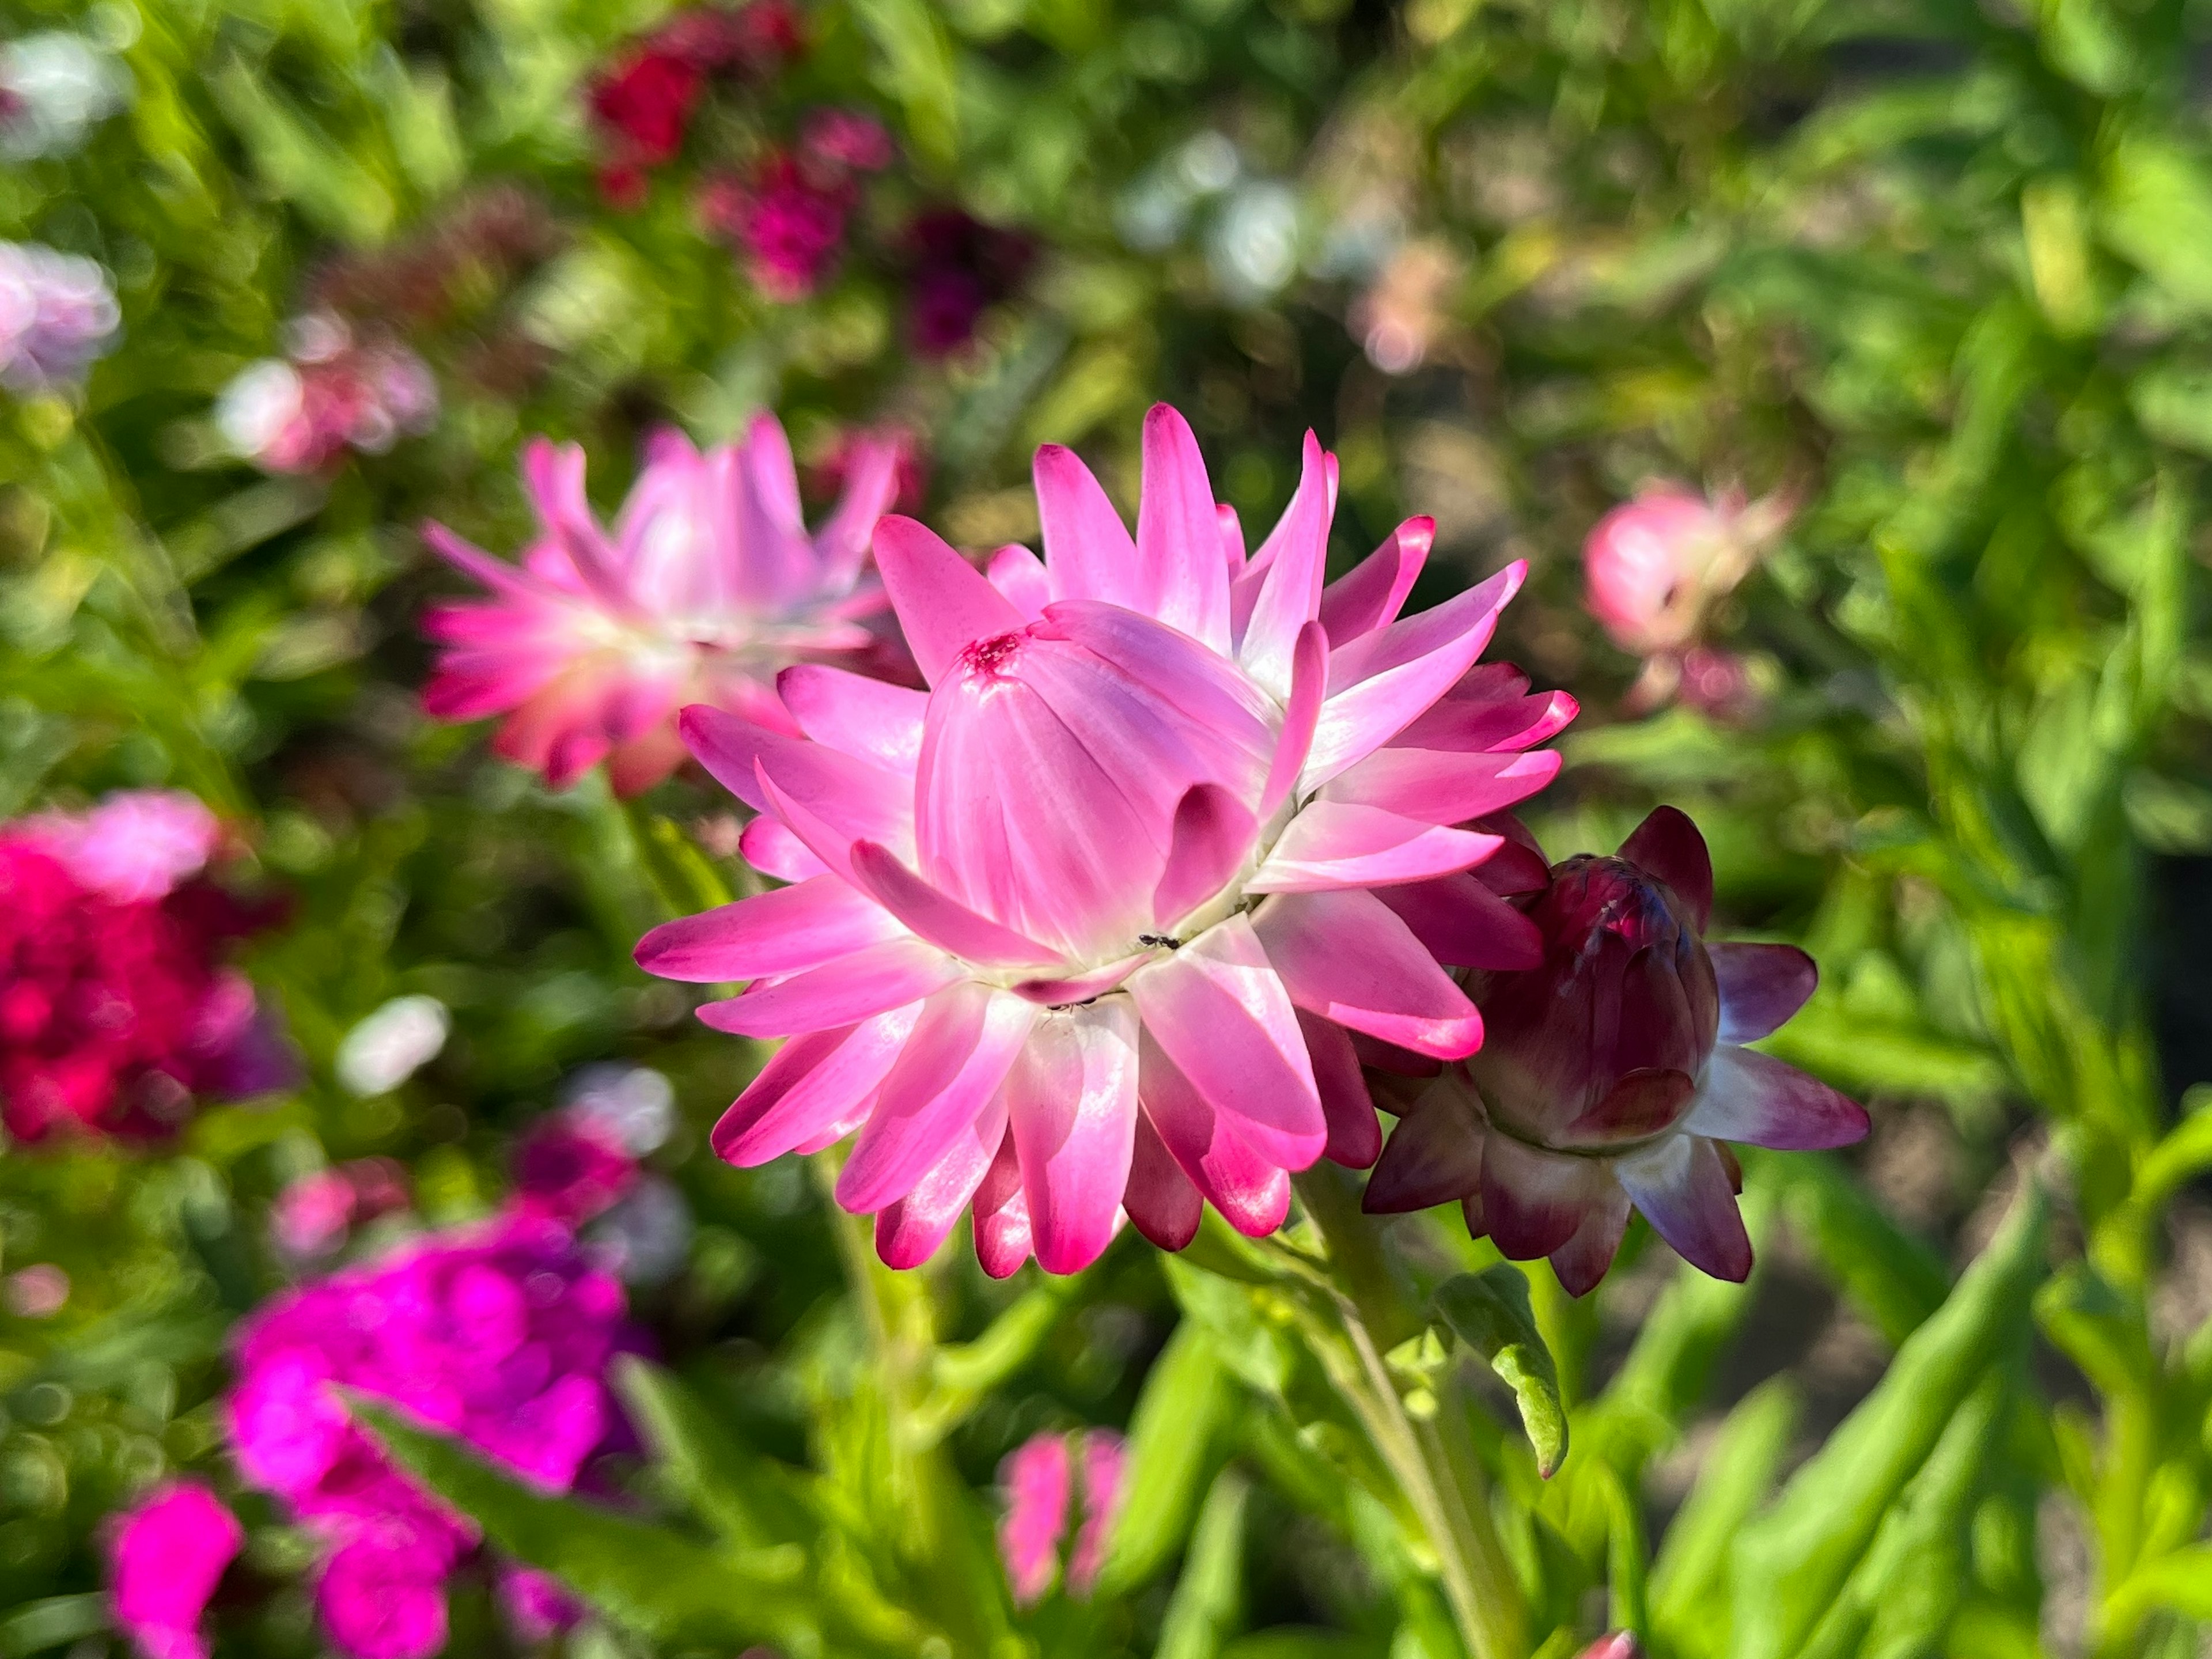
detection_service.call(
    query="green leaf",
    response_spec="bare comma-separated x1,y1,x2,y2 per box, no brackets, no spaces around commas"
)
2111,1543,2212,1624
1761,1150,1949,1345
2101,135,2212,313
351,1398,813,1649
917,1274,1084,1442
1727,1179,2049,1659
848,0,960,166
1433,1265,1569,1478
0,1594,108,1658
1157,1469,1252,1659
1096,1320,1237,1597
613,1357,815,1548
1649,1380,1800,1659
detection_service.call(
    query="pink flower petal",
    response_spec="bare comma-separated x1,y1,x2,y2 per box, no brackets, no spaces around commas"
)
1321,747,1562,825
1237,431,1332,697
1133,404,1230,654
1613,1132,1753,1281
874,1093,1009,1269
873,514,1026,684
1296,1009,1381,1168
1006,998,1141,1274
1710,942,1819,1044
1033,444,1138,609
836,983,1035,1213
1009,952,1152,1005
1686,1047,1869,1150
1618,805,1713,930
1254,889,1483,1059
711,1010,923,1166
699,937,960,1037
1374,873,1543,970
1316,516,1431,644
740,815,829,882
776,664,926,772
635,877,902,982
972,1130,1035,1277
1153,784,1259,932
1391,685,1578,754
987,542,1052,618
1259,621,1329,823
1128,915,1327,1172
847,841,1058,968
1123,1113,1204,1249
1250,802,1502,893
1135,1032,1294,1237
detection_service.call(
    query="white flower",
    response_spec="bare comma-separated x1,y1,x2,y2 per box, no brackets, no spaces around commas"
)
335,996,450,1096
0,32,127,160
563,1063,675,1156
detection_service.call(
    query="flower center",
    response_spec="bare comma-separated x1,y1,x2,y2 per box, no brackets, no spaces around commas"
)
959,630,1027,681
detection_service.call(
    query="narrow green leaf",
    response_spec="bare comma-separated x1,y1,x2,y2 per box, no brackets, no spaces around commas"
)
1096,1321,1236,1597
1727,1179,2048,1659
918,1274,1084,1442
1649,1380,1800,1658
0,1594,108,1658
847,0,960,165
1157,1469,1252,1659
351,1399,810,1648
2111,1543,2212,1624
613,1357,813,1548
1763,1150,1948,1345
1433,1265,1569,1478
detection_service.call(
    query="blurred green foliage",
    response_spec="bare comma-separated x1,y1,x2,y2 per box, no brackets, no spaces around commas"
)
1,0,2209,1656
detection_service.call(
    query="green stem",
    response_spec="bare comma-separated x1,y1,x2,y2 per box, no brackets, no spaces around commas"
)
1295,1166,1527,1659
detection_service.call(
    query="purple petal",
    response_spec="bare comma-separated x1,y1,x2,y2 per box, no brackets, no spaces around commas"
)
1619,806,1713,930
1710,942,1819,1044
1613,1132,1753,1281
1687,1047,1869,1150
1480,1132,1611,1262
1362,1077,1486,1214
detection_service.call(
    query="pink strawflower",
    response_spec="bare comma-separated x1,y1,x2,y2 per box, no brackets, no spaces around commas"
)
512,1108,638,1225
226,1217,639,1659
801,107,895,172
701,154,855,301
637,405,1570,1275
998,1429,1126,1604
1365,807,1868,1294
0,799,293,1143
20,789,221,903
421,414,906,795
107,1480,244,1659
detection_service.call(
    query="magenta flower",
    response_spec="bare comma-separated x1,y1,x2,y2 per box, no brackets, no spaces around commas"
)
1365,807,1867,1294
800,107,895,173
512,1107,638,1225
637,405,1569,1275
21,788,221,903
107,1480,243,1659
700,154,856,301
226,1217,638,1659
495,1562,585,1645
215,315,438,476
998,1429,1126,1604
421,415,906,795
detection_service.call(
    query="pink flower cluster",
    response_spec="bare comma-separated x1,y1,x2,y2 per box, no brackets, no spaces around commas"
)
998,1429,1127,1604
225,1216,633,1659
421,412,907,794
0,240,118,391
588,1,805,205
214,313,438,476
0,790,292,1143
698,111,896,300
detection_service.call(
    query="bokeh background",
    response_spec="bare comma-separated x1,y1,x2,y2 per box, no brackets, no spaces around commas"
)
2,1,2210,1656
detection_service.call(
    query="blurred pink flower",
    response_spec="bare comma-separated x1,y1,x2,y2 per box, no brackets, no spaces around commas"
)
226,1217,639,1659
700,154,855,300
1366,807,1867,1294
421,414,906,794
108,1480,243,1659
4,1263,68,1316
495,1562,585,1645
512,1108,638,1225
801,107,895,172
637,405,1569,1275
216,316,437,475
1577,1637,1642,1659
0,797,293,1143
21,789,221,903
0,240,118,391
998,1429,1126,1604
1581,484,1791,709
271,1158,411,1260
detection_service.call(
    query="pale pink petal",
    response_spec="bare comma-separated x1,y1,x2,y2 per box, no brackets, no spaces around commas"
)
1069,1431,1128,1596
1549,1183,1632,1297
1153,784,1259,932
1321,747,1562,825
1710,942,1819,1044
1006,998,1141,1274
1249,802,1502,892
740,815,830,882
1034,444,1138,608
837,984,1035,1213
1296,1009,1381,1168
873,514,1026,684
1362,1080,1486,1214
1215,502,1247,578
1254,889,1483,1059
1259,621,1329,823
523,438,638,618
1480,1132,1612,1261
1686,1047,1868,1150
1136,1032,1294,1237
777,664,926,772
1316,517,1432,643
987,543,1052,619
1303,563,1523,787
1127,915,1325,1172
972,1130,1035,1278
742,730,916,878
711,1008,922,1165
423,522,556,603
1613,1132,1753,1281
699,937,960,1037
1237,431,1332,697
635,877,902,982
1618,805,1713,929
815,433,903,588
1132,404,1231,653
875,1093,1009,1269
847,840,1058,967
1374,874,1543,970
1123,1113,1204,1250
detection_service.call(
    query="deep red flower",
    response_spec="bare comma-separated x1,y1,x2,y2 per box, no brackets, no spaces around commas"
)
589,48,704,168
